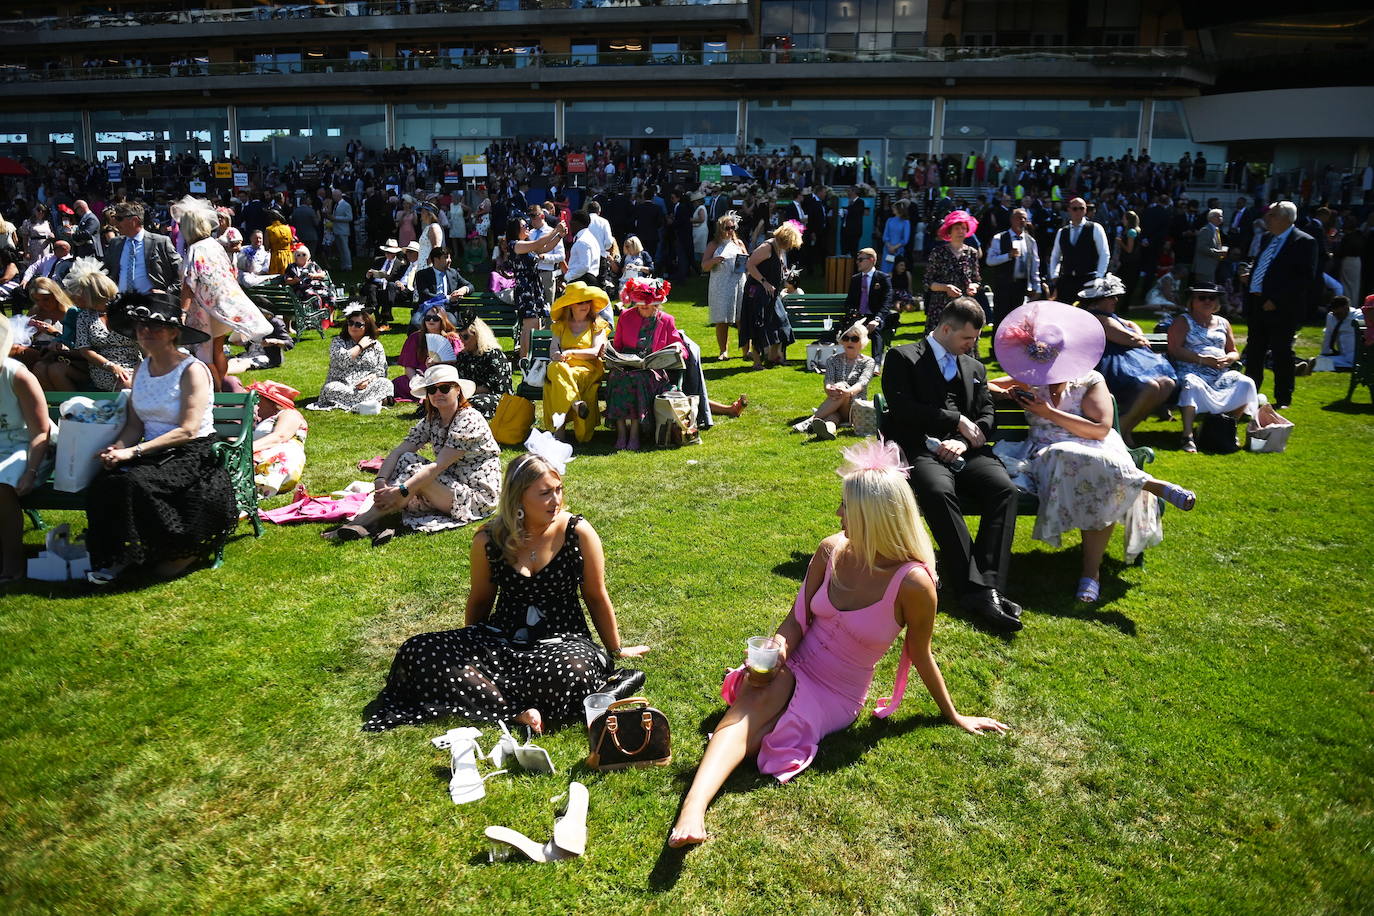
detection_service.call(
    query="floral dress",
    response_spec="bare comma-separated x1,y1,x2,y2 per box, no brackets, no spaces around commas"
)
387,406,500,532
1170,314,1259,418
1024,370,1161,562
72,309,140,391
183,237,272,363
507,239,548,323
252,410,308,498
313,336,392,410
452,347,512,419
923,242,981,328
362,514,613,731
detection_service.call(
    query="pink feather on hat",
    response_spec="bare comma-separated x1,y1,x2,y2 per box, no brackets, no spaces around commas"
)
835,436,912,479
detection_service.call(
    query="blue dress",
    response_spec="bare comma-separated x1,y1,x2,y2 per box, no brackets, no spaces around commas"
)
1087,309,1176,409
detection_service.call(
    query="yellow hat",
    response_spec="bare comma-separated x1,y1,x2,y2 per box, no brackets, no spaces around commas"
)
551,281,609,322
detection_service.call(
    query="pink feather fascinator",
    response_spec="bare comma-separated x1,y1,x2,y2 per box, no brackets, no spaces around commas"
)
835,436,912,479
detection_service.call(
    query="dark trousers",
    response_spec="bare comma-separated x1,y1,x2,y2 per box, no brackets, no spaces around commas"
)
908,448,1018,596
1245,293,1298,405
1054,272,1095,304
990,280,1031,332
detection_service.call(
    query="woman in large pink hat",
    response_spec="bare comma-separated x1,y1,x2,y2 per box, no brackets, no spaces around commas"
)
923,210,981,329
991,301,1197,604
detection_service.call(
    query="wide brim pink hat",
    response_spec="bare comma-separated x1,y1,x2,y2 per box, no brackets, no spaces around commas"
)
937,209,978,240
993,300,1106,386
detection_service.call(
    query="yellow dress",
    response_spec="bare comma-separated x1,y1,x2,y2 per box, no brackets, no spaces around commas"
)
265,222,294,275
543,318,609,442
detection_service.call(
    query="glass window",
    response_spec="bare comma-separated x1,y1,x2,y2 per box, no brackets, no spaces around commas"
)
0,110,83,157
395,101,556,148
565,100,737,145
571,43,598,65
91,106,228,161
747,98,933,146
236,104,384,161
703,38,729,64
943,99,1140,142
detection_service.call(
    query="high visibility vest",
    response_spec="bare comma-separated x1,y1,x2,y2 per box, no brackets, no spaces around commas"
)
965,154,976,170
1050,185,1063,202
1014,184,1024,200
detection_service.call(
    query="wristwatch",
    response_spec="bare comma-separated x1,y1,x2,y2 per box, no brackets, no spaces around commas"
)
133,444,144,458
398,482,410,497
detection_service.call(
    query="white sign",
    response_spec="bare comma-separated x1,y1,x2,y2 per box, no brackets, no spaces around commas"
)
461,155,487,178
188,180,207,193
233,172,249,188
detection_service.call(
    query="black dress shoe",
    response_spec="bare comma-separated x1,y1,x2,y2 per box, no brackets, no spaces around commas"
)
958,590,1023,633
995,592,1024,620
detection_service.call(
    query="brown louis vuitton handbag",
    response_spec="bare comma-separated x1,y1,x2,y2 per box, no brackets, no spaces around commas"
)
586,697,672,771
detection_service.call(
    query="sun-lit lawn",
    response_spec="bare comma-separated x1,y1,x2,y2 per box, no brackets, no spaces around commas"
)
1,274,1371,914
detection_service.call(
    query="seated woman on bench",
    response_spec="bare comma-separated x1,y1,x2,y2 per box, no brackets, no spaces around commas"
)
86,292,238,584
0,314,53,583
544,281,610,444
990,301,1197,605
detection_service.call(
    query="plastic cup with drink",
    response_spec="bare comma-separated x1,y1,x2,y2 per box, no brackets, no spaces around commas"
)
746,636,782,686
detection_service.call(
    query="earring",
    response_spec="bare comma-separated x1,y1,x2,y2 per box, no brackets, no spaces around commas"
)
516,507,525,525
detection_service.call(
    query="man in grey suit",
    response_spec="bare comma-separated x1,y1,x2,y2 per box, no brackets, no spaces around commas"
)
1192,209,1227,286
104,202,181,295
73,200,103,258
984,207,1043,333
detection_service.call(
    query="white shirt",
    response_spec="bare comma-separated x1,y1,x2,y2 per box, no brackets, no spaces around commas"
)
529,223,564,272
588,213,614,254
1047,219,1109,280
564,228,601,282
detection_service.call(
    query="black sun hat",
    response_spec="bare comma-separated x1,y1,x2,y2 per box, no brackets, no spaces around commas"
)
108,290,211,346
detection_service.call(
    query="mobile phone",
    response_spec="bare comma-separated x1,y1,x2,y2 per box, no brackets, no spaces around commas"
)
1012,387,1035,403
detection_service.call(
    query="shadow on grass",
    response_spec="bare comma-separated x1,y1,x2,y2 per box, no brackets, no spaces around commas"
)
1007,547,1139,635
648,707,945,892
1320,397,1374,414
770,550,811,582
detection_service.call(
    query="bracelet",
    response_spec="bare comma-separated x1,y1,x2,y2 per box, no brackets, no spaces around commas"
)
398,482,409,497
133,444,143,458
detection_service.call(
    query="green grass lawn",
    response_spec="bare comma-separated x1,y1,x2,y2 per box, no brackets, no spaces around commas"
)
2,275,1372,914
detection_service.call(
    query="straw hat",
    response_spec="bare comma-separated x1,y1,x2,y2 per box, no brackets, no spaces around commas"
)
993,300,1106,386
408,364,475,400
551,281,610,322
377,238,401,254
402,241,421,254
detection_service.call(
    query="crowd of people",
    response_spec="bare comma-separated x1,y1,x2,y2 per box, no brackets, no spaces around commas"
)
1,135,1369,852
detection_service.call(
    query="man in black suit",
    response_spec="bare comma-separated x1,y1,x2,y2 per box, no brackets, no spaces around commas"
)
632,190,664,265
411,248,472,329
1245,200,1319,408
103,201,181,294
842,248,894,365
362,238,406,324
800,187,827,273
880,297,1022,633
842,187,866,256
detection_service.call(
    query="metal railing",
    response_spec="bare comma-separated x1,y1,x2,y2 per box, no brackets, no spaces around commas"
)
0,46,1201,83
1,0,744,32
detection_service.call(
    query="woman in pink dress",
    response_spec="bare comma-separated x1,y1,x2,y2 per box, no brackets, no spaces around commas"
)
668,439,1009,848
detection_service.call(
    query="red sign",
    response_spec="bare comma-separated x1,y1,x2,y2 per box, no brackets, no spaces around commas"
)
566,153,587,174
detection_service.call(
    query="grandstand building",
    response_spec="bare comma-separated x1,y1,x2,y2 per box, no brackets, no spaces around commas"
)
1,1,1369,183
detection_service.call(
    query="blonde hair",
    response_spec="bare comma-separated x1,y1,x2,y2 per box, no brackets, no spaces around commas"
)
30,276,75,311
63,257,118,309
485,455,563,567
466,316,501,354
772,222,802,251
840,469,935,573
172,195,218,244
841,320,869,347
622,235,644,256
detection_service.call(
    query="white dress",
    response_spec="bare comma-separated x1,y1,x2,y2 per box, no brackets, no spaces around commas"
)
1170,315,1259,417
706,239,747,325
1024,371,1162,562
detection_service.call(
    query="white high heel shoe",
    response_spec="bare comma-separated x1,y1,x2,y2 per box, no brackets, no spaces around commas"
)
485,781,589,863
432,727,506,805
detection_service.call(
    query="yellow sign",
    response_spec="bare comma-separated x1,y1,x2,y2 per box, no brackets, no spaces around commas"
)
213,162,232,179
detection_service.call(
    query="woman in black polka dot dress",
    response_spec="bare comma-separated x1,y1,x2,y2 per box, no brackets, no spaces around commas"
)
363,454,650,733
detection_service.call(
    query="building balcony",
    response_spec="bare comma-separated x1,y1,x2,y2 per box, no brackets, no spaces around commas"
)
0,0,752,46
0,46,1213,99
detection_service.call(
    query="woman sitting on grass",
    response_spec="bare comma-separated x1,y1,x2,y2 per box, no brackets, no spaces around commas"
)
325,365,500,545
312,306,393,412
793,322,875,441
363,452,649,733
669,438,1008,848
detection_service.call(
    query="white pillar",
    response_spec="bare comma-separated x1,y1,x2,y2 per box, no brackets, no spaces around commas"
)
385,102,397,149
227,105,239,157
79,110,94,160
1138,98,1154,159
554,99,566,144
929,97,945,157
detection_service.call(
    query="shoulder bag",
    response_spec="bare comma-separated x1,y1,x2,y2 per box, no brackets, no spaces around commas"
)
586,697,672,771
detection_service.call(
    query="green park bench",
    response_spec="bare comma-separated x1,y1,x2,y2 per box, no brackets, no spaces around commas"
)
21,390,263,568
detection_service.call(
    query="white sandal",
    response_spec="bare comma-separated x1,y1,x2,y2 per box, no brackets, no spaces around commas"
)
432,727,506,805
485,781,589,863
489,721,556,775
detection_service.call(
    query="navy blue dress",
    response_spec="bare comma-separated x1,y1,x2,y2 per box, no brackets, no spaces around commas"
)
1088,309,1177,409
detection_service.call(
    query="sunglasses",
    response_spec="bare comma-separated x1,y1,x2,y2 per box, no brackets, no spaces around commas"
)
1193,294,1219,301
841,335,861,343
424,314,443,322
856,254,874,261
428,383,457,395
347,321,367,328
